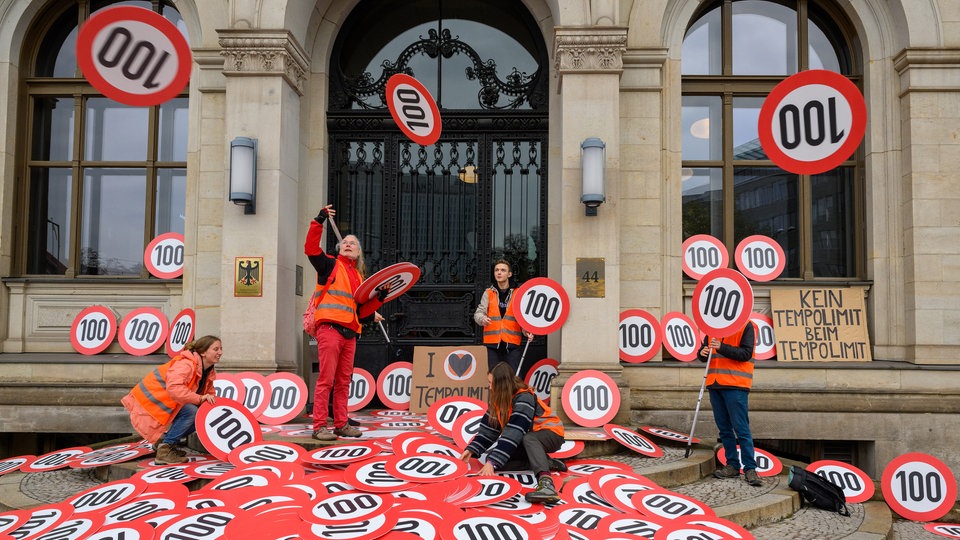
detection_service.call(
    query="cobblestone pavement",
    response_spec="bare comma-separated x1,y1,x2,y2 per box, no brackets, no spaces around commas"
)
5,445,952,539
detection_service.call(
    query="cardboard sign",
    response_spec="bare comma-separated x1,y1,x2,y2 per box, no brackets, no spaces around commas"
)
770,287,871,361
409,345,489,413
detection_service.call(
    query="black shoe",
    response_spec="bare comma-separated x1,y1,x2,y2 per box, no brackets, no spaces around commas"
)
525,476,560,504
549,458,567,472
348,417,360,426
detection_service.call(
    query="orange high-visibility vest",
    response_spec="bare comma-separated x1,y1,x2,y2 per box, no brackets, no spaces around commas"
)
482,288,522,346
129,355,200,426
492,389,565,437
705,324,755,390
313,260,361,333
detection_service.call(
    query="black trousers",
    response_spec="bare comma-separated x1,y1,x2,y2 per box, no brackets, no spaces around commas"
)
498,429,565,476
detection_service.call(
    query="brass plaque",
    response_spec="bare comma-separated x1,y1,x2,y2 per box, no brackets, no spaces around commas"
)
576,258,605,298
235,257,263,297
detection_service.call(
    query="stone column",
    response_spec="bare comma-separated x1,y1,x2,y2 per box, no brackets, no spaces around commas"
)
552,27,630,423
216,29,308,373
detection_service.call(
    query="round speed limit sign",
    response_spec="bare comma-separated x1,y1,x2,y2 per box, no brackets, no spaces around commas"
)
118,307,168,356
660,312,699,362
71,305,118,355
524,358,559,403
734,235,785,282
750,312,777,360
144,232,185,279
195,398,262,461
618,310,662,363
511,277,571,335
76,6,191,107
258,373,308,425
377,361,413,410
386,74,442,146
561,370,621,427
681,234,729,280
758,69,867,176
165,308,195,359
881,452,958,522
807,460,874,504
691,268,754,338
348,367,376,412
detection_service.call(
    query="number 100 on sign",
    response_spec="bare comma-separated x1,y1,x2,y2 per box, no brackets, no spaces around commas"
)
511,277,570,335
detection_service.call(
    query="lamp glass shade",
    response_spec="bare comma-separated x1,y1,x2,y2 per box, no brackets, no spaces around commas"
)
580,138,605,205
229,138,256,204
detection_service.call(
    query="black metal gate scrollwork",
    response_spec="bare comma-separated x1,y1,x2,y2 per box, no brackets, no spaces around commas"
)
326,0,549,375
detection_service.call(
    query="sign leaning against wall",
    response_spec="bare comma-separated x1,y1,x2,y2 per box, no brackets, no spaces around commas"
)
770,287,871,362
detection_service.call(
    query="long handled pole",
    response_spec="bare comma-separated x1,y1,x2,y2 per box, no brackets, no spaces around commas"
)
685,349,713,458
330,215,390,343
515,338,532,377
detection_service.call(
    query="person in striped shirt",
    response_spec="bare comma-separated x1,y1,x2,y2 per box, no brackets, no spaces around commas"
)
459,361,567,503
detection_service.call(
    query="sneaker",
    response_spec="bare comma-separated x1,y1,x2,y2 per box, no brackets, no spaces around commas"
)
155,443,188,465
525,476,560,504
171,445,188,457
549,458,568,472
312,427,337,441
713,464,740,479
334,425,362,438
744,469,763,487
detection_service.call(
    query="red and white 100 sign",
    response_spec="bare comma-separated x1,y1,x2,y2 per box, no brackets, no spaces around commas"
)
691,268,754,338
881,452,958,522
511,277,570,335
386,74,441,146
735,235,785,282
682,234,729,280
618,310,662,363
118,307,168,356
71,305,118,355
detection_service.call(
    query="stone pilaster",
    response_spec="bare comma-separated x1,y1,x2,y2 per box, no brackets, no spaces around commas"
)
219,29,309,95
552,27,630,425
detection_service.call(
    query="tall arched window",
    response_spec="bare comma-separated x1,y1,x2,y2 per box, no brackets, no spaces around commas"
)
19,0,188,277
681,0,862,279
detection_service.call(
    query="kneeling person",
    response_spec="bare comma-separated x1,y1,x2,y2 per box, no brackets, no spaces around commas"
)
459,362,567,503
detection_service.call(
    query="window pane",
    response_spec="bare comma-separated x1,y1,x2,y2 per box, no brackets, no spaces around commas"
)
156,168,186,235
85,98,148,161
682,96,722,161
732,0,797,75
32,97,75,161
682,167,723,239
80,168,146,276
158,98,188,162
491,140,541,282
27,168,72,275
734,166,799,278
35,7,78,77
732,97,766,160
809,16,842,72
682,4,721,75
812,167,855,277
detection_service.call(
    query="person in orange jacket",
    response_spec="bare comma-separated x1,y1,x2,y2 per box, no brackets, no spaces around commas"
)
305,205,386,442
698,321,761,486
474,259,533,373
459,362,567,503
121,335,221,464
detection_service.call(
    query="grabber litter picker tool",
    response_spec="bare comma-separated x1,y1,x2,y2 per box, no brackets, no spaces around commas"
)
329,215,390,343
685,348,713,458
515,338,532,377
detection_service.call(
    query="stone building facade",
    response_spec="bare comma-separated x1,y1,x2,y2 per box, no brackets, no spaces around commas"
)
0,0,958,486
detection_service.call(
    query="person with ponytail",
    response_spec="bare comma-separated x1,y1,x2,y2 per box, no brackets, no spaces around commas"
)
459,361,566,503
121,335,222,464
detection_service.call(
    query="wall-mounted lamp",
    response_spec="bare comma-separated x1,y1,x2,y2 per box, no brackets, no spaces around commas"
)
229,137,257,215
580,137,606,216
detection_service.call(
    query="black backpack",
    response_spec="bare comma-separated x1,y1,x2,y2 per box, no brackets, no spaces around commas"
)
788,465,851,516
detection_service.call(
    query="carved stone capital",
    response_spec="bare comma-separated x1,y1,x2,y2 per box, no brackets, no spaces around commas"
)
218,29,310,95
554,27,628,76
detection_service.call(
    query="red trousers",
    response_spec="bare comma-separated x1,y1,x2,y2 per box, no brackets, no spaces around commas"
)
312,323,356,430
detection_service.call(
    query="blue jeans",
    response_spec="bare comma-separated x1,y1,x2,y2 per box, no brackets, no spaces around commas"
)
161,403,198,445
709,388,757,471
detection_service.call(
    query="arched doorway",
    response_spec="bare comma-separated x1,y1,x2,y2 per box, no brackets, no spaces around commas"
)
327,0,550,375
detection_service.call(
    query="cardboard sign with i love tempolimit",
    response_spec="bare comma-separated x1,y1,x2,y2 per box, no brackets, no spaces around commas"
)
410,345,489,413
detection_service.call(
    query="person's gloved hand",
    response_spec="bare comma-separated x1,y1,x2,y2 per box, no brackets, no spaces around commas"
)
376,285,390,302
315,207,330,223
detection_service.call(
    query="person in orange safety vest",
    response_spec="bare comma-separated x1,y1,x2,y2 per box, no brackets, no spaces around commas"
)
473,259,533,373
121,335,221,465
305,204,387,442
459,361,567,504
698,321,761,487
